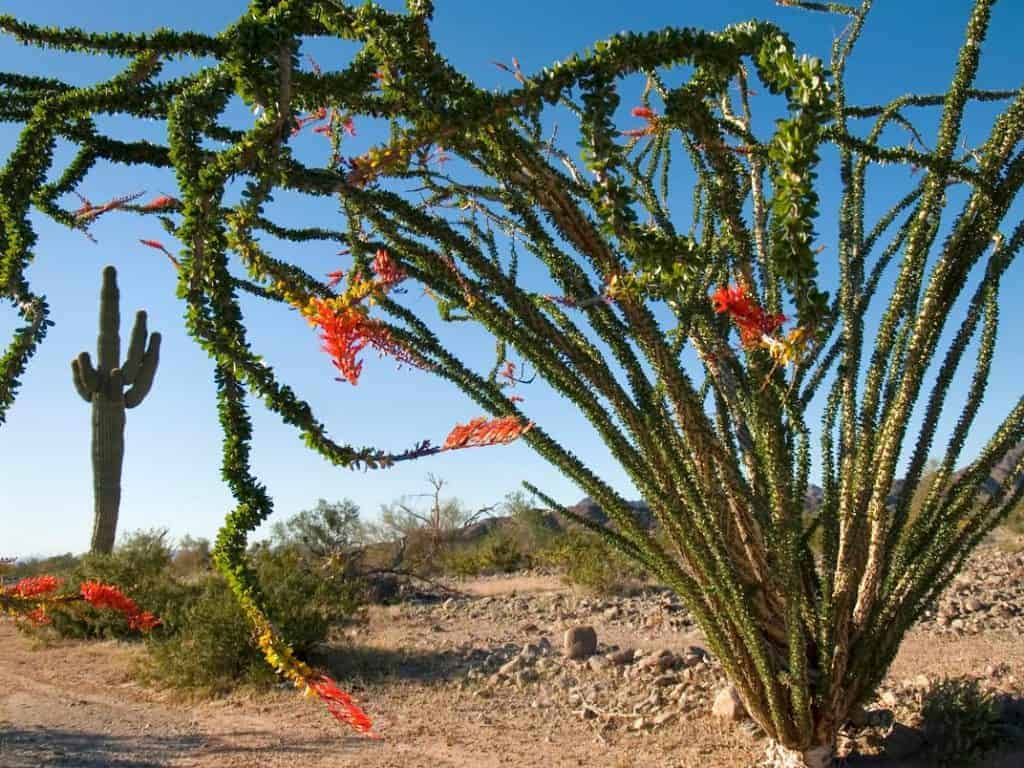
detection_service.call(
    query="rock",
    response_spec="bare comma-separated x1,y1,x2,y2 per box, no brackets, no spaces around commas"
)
681,646,707,667
965,597,984,612
712,686,747,722
498,657,524,677
564,626,598,660
609,648,636,666
515,668,539,685
652,710,678,727
638,649,675,672
603,606,622,620
519,621,539,633
882,723,924,759
587,655,609,672
364,573,400,603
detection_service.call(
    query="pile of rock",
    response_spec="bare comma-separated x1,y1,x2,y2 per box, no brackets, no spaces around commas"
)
917,546,1024,635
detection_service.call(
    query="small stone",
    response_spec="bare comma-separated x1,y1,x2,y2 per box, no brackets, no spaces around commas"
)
604,606,622,620
712,686,747,722
681,646,707,667
587,655,609,672
652,710,678,727
519,621,539,633
564,626,598,660
498,657,524,677
965,597,984,612
609,648,636,666
653,674,678,688
515,668,539,685
951,618,965,630
629,716,647,731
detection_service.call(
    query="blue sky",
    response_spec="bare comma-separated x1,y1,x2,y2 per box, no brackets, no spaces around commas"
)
2,0,1022,557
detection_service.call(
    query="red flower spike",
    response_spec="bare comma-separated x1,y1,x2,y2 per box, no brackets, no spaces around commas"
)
140,239,180,269
138,195,179,212
80,581,161,632
442,416,533,451
710,284,787,350
631,106,655,119
308,675,377,736
341,117,356,137
307,299,421,385
326,269,345,289
4,575,63,598
371,249,406,288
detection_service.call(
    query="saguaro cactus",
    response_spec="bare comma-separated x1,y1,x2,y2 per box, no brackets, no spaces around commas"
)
71,266,160,554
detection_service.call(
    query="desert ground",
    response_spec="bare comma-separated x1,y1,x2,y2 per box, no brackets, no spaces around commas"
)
2,546,1023,768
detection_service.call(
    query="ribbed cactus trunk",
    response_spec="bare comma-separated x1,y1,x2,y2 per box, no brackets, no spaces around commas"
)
72,266,161,555
90,392,126,554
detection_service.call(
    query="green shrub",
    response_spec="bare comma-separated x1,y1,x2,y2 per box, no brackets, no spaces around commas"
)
46,529,197,640
920,677,1005,767
539,528,647,595
442,529,525,576
142,543,364,693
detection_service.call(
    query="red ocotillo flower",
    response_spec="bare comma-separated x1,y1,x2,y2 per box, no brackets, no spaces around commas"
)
80,581,162,632
711,283,787,350
138,195,180,212
307,299,421,385
371,248,405,288
140,239,180,269
622,106,659,138
307,675,376,735
3,575,63,598
442,416,533,451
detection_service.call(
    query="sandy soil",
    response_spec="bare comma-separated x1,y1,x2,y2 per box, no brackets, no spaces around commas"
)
1,574,1023,768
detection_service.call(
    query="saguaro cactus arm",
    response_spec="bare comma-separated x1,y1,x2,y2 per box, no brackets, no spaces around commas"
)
121,310,149,385
71,352,99,402
124,332,161,408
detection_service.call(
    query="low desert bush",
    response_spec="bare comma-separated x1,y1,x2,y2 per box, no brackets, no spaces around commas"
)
920,677,1005,767
442,529,526,576
142,543,364,694
539,528,648,595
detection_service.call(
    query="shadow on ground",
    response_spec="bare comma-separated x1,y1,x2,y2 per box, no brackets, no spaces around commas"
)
0,725,374,767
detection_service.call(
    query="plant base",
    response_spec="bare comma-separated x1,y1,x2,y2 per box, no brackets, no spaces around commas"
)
763,741,835,768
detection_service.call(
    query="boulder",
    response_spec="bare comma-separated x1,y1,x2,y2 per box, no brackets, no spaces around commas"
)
564,625,598,660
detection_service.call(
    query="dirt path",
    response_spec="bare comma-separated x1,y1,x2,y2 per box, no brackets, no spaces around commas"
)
2,575,1023,767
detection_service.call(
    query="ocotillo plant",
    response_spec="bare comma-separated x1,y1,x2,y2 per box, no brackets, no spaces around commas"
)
1,1,1023,763
71,266,160,554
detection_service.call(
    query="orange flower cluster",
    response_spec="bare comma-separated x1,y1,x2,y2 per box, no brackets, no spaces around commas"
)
3,575,63,598
80,581,161,632
711,283,786,350
306,298,415,385
301,249,421,384
442,416,533,451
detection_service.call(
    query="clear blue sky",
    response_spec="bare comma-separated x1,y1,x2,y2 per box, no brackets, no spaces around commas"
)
2,1,1022,557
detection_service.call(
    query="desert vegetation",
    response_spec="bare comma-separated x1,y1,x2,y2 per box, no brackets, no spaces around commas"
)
2,0,1024,765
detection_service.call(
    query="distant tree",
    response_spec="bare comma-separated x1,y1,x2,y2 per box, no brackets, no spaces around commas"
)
172,535,212,577
372,474,495,541
271,498,363,559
